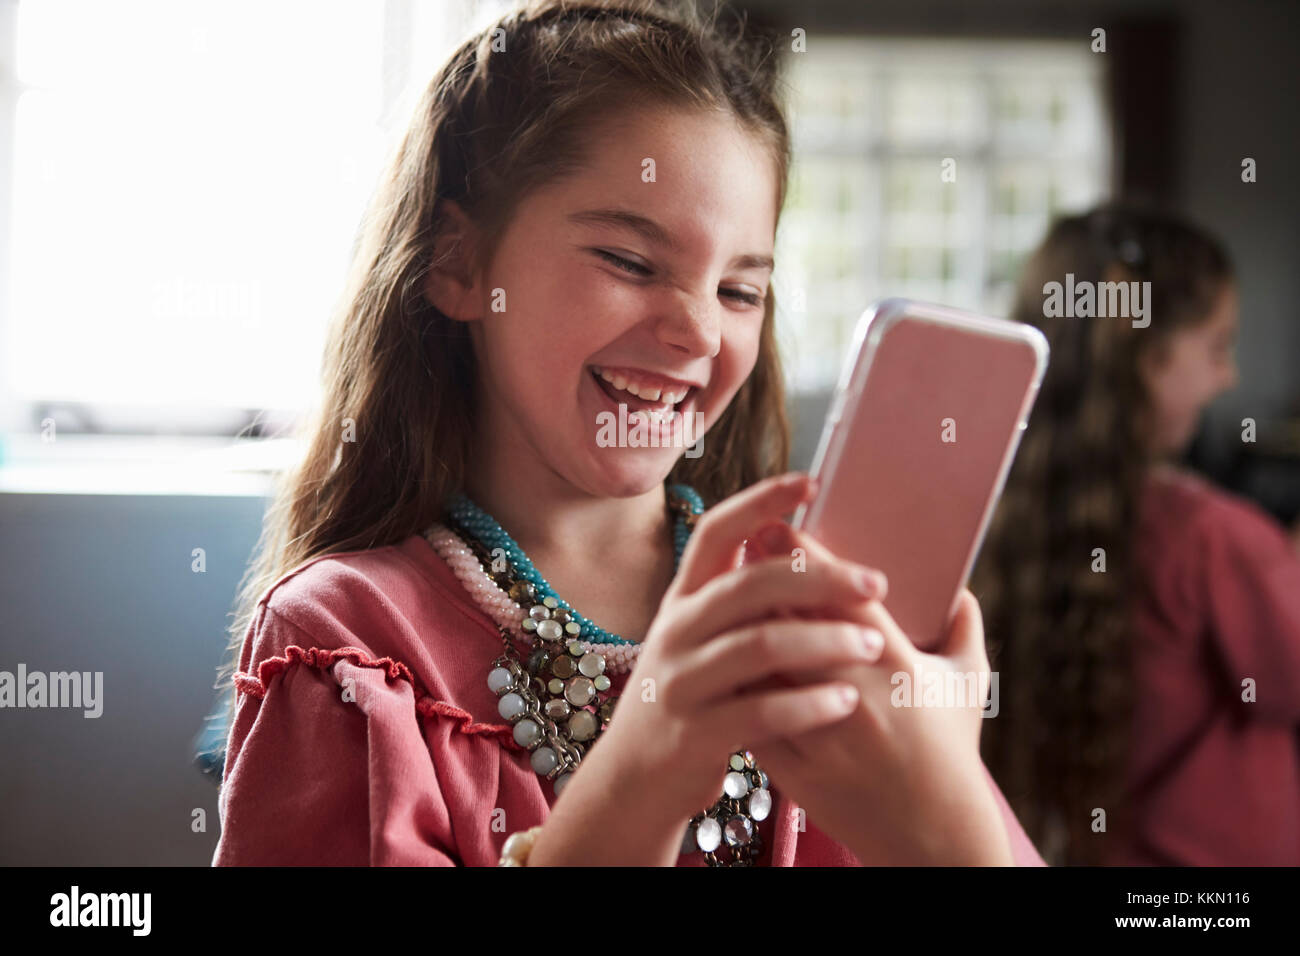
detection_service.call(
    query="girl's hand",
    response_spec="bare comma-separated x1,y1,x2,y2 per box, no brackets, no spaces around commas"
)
592,472,890,826
744,521,1013,866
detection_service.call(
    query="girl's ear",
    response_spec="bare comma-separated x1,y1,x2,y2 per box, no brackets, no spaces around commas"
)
423,199,483,321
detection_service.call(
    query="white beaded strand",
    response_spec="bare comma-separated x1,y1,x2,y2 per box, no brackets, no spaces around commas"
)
423,523,643,675
425,523,525,633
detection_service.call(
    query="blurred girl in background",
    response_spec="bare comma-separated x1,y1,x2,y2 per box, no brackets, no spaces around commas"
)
973,204,1300,865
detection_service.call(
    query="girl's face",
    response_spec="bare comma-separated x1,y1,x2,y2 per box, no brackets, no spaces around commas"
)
440,105,778,499
1139,281,1240,456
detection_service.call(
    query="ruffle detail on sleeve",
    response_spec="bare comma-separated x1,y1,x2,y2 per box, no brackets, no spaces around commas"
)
233,644,523,751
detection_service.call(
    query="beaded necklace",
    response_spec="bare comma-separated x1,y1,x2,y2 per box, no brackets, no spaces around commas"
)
423,483,772,865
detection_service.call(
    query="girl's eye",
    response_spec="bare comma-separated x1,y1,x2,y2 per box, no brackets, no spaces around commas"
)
595,249,763,307
722,288,764,307
595,249,651,276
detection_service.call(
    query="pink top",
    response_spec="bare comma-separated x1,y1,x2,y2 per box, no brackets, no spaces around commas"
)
213,531,1045,866
1110,468,1300,865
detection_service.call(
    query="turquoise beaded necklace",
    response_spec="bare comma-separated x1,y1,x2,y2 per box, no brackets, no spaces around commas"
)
446,483,705,646
449,480,772,865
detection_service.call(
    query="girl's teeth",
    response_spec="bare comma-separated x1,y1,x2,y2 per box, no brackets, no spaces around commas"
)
593,366,685,405
628,408,675,426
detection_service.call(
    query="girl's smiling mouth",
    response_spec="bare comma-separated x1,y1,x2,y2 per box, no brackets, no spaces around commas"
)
588,365,700,423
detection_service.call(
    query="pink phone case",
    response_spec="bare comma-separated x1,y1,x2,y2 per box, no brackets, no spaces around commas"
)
792,298,1049,651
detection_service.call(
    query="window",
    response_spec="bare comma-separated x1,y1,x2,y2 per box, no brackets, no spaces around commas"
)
773,37,1112,392
3,0,514,435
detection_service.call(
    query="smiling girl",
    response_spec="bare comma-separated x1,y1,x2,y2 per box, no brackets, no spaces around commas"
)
212,0,1043,867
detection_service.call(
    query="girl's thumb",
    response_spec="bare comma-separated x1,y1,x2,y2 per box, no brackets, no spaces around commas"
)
939,589,988,673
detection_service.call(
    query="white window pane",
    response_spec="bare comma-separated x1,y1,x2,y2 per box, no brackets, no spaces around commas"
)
10,0,389,411
781,37,1112,389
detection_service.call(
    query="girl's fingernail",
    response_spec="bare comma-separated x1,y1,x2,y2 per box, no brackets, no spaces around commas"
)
836,684,859,708
855,568,883,597
780,472,816,498
859,627,884,655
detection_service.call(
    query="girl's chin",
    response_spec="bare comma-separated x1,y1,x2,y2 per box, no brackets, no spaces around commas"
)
579,448,685,497
1155,427,1197,459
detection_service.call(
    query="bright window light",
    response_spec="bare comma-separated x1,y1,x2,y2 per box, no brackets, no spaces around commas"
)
774,38,1113,392
6,0,501,425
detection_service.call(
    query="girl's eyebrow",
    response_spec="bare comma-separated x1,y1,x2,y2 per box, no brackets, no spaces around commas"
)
567,206,774,271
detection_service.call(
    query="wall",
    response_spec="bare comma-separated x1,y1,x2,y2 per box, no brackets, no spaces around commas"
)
0,493,264,865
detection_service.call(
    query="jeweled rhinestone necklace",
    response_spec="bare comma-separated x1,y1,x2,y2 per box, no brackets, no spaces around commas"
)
423,483,772,865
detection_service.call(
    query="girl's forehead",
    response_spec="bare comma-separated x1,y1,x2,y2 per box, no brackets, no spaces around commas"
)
536,111,779,239
575,105,774,176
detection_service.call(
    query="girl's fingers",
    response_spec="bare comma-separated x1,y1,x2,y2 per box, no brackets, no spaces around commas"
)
672,472,815,597
666,619,886,709
751,598,917,694
774,594,991,718
747,520,890,605
675,549,887,652
702,680,860,751
746,520,916,664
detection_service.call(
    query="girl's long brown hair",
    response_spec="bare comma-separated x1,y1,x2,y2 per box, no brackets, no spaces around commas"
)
215,0,793,740
970,204,1234,864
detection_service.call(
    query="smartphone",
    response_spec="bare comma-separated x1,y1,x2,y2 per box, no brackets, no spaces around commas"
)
791,298,1049,651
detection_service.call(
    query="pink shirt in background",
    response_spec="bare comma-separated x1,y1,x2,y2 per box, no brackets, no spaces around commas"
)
1111,467,1300,865
213,531,1044,866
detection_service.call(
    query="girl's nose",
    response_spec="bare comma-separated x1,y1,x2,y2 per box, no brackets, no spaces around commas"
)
657,294,722,358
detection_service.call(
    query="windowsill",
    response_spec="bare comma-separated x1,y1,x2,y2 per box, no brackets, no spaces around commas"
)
0,434,301,497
